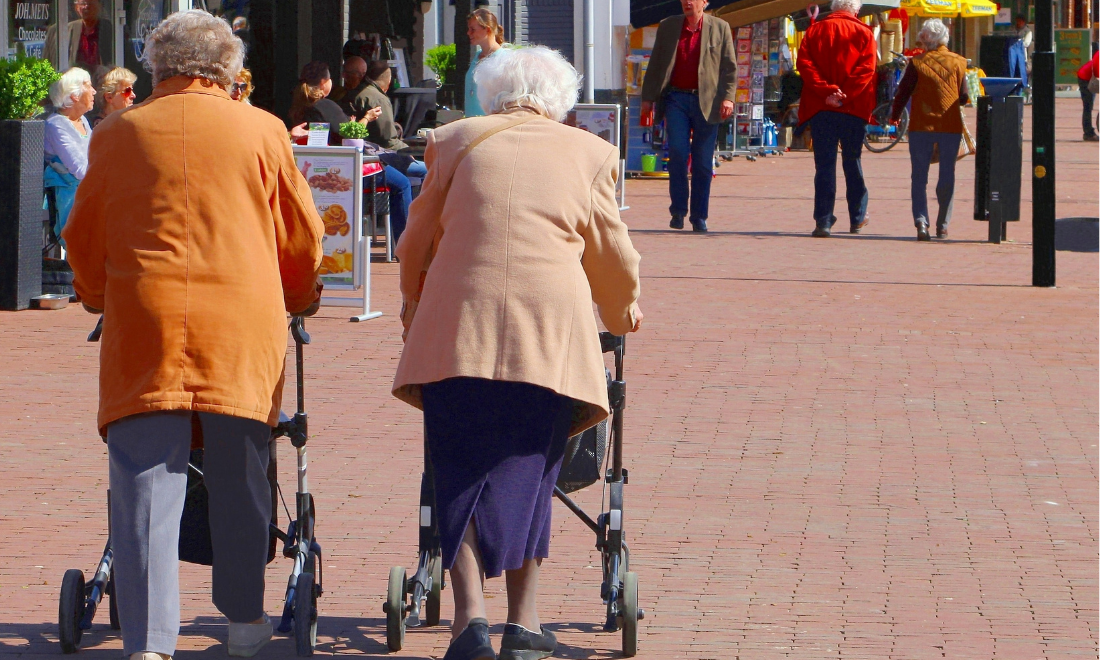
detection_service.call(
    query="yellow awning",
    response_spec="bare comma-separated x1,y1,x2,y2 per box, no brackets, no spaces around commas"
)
900,0,959,16
959,0,996,17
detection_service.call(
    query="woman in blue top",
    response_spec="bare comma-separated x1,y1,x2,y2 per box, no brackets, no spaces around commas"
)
464,8,505,117
44,67,96,241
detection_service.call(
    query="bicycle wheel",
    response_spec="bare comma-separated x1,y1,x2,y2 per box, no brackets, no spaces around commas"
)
864,103,907,153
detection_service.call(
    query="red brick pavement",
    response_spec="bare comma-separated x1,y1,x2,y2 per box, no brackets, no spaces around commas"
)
0,99,1095,659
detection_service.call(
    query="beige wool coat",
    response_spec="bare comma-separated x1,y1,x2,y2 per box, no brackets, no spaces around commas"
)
392,109,641,435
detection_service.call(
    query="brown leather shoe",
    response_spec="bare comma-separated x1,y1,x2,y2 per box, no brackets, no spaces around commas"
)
936,224,948,238
850,217,870,234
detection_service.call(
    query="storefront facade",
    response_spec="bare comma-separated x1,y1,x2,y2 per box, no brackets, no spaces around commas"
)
3,0,360,117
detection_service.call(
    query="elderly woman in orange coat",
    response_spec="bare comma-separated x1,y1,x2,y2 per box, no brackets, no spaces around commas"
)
61,10,324,660
392,46,642,660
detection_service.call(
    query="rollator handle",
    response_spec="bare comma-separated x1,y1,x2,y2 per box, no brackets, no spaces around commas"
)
290,317,311,345
599,332,623,354
87,315,103,342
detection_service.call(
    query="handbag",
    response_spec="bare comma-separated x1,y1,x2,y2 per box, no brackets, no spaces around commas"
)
1089,73,1099,94
957,107,975,160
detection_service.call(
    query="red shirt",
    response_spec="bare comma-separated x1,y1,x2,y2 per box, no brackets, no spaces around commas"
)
77,22,100,69
796,12,878,125
1077,52,1098,81
669,19,703,90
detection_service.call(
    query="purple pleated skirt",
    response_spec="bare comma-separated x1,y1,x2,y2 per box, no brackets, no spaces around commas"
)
422,377,573,578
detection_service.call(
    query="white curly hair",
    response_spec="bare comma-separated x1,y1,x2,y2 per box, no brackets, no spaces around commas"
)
48,67,91,109
830,0,863,14
474,45,582,122
918,19,951,49
141,10,244,87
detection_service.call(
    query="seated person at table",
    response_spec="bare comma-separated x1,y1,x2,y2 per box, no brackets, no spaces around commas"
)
290,61,419,244
345,60,409,152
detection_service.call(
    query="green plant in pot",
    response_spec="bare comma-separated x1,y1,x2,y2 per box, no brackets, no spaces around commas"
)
0,56,59,311
426,44,457,86
339,121,370,149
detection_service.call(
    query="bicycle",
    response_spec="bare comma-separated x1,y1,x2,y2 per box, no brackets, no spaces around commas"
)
864,52,910,152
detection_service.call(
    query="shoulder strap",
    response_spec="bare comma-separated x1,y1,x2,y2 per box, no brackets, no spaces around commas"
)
441,114,539,195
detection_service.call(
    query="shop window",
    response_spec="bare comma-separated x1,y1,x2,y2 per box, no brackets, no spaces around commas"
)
8,0,59,63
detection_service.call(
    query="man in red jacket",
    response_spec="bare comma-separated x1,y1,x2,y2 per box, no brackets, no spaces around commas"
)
797,0,878,237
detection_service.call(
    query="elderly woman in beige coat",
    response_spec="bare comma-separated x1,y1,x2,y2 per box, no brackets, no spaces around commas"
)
392,46,642,660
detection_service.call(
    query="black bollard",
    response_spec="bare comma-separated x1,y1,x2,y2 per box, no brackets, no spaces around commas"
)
1031,0,1056,287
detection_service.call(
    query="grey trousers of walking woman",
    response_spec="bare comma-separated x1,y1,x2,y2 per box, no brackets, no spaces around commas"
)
908,131,962,230
108,411,272,656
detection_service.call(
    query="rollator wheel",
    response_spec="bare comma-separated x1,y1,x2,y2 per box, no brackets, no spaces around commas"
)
425,556,442,627
108,571,120,630
620,572,639,657
59,569,86,654
385,566,407,651
294,571,317,656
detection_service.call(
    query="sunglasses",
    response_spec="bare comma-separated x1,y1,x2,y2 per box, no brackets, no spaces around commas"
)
231,83,248,92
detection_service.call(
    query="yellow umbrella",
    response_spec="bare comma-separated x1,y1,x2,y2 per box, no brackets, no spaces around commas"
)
900,0,960,16
959,0,996,17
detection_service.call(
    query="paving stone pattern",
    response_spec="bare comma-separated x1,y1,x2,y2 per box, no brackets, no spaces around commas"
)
0,100,1095,659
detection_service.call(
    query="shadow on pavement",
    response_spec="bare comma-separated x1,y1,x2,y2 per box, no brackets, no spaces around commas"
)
0,616,419,658
645,274,1026,287
630,228,994,245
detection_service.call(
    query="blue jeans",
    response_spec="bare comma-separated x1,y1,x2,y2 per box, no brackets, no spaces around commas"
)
664,91,720,222
1080,79,1097,137
1006,40,1028,88
908,131,961,229
383,165,411,244
809,111,868,229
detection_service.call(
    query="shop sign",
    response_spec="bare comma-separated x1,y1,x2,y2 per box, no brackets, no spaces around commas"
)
9,1,52,58
1054,29,1090,85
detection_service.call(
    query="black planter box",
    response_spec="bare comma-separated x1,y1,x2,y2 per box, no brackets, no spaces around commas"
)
0,119,45,311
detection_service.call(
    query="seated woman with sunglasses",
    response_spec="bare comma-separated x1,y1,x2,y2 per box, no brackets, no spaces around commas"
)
230,68,254,104
93,67,137,128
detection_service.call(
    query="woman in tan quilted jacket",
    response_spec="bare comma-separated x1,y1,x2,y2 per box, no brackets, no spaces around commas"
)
392,46,642,660
890,18,970,241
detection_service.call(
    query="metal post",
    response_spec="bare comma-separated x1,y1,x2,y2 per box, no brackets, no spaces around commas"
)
583,0,595,103
1031,0,1056,287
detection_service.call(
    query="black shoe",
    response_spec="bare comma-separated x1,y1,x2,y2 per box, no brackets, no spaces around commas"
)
812,225,830,238
443,619,495,660
1084,133,1099,142
498,624,557,660
669,215,684,229
916,225,931,241
690,218,708,233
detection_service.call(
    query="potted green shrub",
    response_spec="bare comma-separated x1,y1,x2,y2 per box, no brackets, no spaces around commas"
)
0,56,58,311
339,121,369,150
426,44,457,107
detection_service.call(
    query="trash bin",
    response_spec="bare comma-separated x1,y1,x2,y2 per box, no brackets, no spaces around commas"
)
974,78,1024,244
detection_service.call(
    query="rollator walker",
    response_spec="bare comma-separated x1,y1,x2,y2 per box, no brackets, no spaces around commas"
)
58,317,324,657
384,332,643,656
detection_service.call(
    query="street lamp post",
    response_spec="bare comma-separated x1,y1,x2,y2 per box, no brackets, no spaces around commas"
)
1031,0,1056,286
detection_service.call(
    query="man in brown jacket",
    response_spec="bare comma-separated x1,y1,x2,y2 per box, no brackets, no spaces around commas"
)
641,0,737,232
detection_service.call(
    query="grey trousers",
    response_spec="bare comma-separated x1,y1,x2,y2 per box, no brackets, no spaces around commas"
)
908,131,962,229
108,411,272,655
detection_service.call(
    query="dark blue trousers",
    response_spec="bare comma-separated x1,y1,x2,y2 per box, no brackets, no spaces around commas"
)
809,111,869,229
664,91,720,222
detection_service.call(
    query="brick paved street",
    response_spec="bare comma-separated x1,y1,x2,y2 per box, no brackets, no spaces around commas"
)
0,99,1095,659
